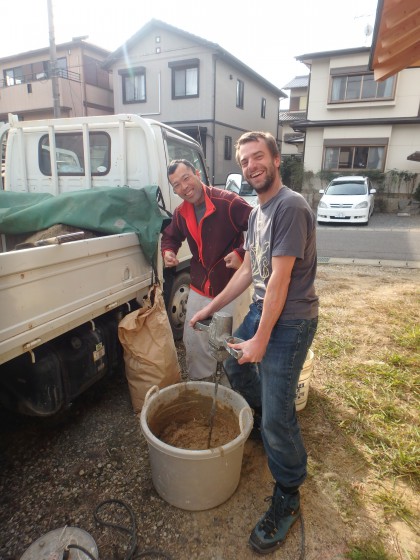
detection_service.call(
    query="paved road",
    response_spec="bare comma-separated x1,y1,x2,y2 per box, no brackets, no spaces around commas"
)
316,212,420,266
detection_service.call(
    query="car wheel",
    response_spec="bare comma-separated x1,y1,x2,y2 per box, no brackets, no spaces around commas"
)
167,271,190,340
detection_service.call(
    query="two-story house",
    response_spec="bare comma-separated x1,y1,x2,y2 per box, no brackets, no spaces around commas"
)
103,19,286,184
291,46,420,209
292,47,420,208
0,38,113,122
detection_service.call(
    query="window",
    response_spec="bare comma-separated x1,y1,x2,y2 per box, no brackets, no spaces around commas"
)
4,67,24,86
261,98,266,118
224,136,232,160
169,59,199,99
120,67,146,103
323,145,385,171
55,58,69,78
39,132,111,176
2,58,73,87
84,55,109,89
330,72,395,102
236,79,244,109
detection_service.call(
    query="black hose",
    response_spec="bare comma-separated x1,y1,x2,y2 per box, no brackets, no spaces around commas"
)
94,499,137,560
88,499,173,560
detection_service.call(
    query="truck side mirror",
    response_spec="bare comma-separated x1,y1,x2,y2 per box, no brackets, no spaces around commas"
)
225,173,242,194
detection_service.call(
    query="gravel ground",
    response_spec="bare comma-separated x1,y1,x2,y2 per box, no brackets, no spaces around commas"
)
0,263,419,560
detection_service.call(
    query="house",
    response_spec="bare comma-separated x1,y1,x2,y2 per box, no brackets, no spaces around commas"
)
0,38,113,122
291,46,420,210
279,75,309,157
102,19,286,185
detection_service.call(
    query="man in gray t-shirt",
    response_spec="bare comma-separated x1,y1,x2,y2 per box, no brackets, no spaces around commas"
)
190,131,318,555
247,183,318,319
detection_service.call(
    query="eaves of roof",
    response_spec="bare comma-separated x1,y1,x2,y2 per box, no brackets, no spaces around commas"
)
282,75,309,89
279,111,306,122
284,132,305,143
292,116,420,132
0,41,110,63
295,46,371,67
407,151,420,162
103,19,286,97
369,0,420,81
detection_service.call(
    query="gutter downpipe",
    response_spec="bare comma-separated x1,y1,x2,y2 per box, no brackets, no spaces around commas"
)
212,54,217,185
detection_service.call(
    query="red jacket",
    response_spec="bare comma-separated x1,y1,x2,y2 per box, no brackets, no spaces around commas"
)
161,185,252,298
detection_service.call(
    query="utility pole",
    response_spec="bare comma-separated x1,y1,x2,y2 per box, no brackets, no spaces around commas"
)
47,0,61,117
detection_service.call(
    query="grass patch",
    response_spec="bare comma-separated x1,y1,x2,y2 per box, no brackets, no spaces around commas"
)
312,269,420,553
314,313,420,485
346,541,396,560
373,491,417,530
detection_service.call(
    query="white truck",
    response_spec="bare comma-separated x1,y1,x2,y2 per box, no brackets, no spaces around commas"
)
0,113,209,416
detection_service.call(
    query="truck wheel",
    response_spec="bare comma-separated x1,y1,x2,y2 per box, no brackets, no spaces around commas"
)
167,271,190,340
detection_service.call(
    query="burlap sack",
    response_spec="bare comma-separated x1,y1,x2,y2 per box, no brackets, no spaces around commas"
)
118,284,181,414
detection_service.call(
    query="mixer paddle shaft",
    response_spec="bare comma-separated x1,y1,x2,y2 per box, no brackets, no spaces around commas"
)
207,362,223,448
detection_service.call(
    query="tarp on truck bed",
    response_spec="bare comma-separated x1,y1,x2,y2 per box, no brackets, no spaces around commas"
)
0,186,167,264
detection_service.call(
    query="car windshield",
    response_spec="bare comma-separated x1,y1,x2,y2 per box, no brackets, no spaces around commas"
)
326,183,367,196
240,181,256,196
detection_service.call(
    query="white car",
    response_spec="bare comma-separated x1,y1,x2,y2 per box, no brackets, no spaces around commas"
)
317,176,376,225
225,173,258,207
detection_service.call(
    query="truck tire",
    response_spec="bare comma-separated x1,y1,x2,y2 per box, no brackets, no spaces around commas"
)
167,271,190,340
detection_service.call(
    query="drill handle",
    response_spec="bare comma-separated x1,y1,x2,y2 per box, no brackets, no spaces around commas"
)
223,336,244,360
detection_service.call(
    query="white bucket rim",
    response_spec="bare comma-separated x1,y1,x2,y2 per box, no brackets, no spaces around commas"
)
140,382,253,458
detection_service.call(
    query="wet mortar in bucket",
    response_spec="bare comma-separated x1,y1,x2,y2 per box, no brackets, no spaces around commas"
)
140,382,253,511
148,390,240,449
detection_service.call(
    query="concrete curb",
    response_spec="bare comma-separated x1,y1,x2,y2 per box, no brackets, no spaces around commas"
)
317,257,420,269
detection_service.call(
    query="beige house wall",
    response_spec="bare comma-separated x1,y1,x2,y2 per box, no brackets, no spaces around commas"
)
108,23,282,184
307,56,420,123
0,42,113,120
301,51,420,200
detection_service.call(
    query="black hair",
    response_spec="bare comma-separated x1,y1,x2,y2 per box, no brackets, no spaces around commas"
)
167,159,196,179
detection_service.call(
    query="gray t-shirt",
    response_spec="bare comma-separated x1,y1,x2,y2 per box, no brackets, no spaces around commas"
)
245,186,319,319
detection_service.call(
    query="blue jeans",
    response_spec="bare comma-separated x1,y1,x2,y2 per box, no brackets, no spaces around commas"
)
224,302,318,488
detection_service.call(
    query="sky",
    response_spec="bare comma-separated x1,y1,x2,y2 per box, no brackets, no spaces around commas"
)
1,0,379,103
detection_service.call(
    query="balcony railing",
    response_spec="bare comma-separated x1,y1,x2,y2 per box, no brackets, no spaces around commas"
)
0,68,81,88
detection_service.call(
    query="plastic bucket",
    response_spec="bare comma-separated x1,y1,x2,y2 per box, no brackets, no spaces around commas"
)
295,349,314,412
140,382,253,511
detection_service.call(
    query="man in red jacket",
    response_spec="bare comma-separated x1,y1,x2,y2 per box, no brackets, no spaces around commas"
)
161,159,252,381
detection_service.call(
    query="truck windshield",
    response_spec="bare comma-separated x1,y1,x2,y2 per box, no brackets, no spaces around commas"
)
39,132,111,176
167,139,208,185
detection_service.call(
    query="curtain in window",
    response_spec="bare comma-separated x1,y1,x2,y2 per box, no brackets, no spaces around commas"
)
185,68,198,95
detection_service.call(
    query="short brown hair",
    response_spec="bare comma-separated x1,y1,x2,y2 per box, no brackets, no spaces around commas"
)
235,131,280,166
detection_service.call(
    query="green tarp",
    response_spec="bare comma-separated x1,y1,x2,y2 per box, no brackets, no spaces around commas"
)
0,186,166,264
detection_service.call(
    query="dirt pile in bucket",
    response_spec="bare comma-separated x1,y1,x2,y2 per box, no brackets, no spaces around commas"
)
148,390,240,449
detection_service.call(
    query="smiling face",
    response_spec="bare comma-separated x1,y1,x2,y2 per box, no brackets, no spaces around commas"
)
169,163,205,206
237,137,281,201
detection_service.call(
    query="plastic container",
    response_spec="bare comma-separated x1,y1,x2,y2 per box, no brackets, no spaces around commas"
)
295,349,314,411
140,382,253,511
